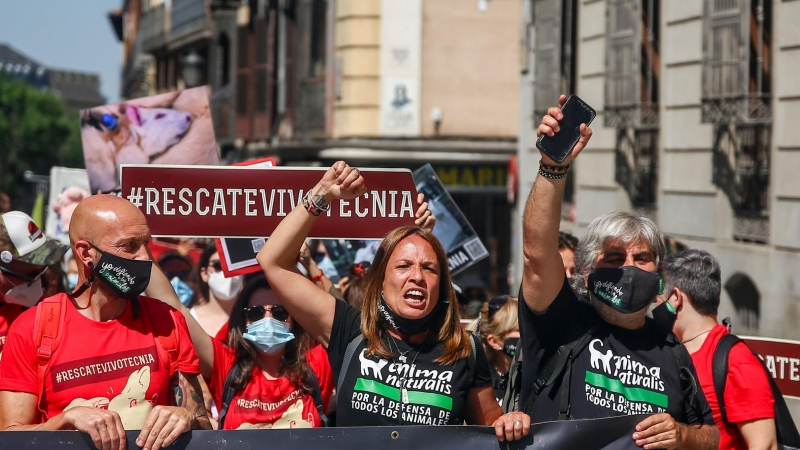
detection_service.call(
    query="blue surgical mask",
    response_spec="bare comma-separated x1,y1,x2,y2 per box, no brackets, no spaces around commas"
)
243,317,295,355
67,274,79,290
170,276,194,307
316,256,339,280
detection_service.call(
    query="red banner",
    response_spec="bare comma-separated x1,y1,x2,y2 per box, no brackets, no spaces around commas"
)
120,165,418,239
743,336,800,398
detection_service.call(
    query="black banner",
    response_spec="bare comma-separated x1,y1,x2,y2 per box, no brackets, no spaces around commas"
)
0,416,648,450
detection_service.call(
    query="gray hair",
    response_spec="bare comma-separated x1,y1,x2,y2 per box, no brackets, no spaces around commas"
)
662,249,721,316
570,211,666,298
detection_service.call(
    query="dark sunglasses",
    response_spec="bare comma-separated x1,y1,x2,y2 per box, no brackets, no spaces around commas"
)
244,305,290,323
165,269,190,280
312,252,326,263
488,296,511,321
0,265,47,283
208,260,222,272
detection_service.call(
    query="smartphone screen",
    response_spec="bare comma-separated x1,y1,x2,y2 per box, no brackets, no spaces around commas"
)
536,95,596,164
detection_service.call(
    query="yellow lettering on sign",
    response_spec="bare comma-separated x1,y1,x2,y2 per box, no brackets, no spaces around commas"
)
477,167,494,186
459,169,476,186
435,167,507,187
436,168,459,186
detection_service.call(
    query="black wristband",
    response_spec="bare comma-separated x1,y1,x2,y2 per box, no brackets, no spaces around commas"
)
538,167,567,179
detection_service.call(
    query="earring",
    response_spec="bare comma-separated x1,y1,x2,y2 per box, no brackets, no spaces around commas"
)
87,261,94,268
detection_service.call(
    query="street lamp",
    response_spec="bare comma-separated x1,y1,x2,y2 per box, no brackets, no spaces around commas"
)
182,51,205,88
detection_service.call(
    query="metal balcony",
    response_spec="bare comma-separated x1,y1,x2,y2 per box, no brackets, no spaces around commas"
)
171,0,211,44
139,4,167,52
701,94,772,125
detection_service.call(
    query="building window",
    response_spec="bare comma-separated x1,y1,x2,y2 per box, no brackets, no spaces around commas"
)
605,0,660,210
532,0,577,209
532,0,577,118
217,33,231,87
701,0,771,123
704,0,772,243
309,0,327,78
604,0,659,128
615,128,659,209
712,123,771,243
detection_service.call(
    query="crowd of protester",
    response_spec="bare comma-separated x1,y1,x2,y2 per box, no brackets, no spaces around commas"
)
0,94,791,450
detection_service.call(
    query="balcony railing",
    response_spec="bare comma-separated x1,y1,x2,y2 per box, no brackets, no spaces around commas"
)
701,94,772,124
139,4,167,52
604,102,659,129
171,0,210,42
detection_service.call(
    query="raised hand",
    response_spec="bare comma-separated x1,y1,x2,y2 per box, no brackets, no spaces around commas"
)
316,161,367,202
537,94,593,166
414,193,436,231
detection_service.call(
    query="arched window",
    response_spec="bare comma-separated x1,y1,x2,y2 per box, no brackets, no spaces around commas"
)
724,272,760,330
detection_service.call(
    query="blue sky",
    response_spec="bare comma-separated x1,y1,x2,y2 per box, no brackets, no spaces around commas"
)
0,0,122,103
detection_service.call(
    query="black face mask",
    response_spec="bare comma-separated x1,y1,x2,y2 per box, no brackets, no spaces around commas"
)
651,299,678,330
588,266,662,314
502,337,518,357
378,293,445,337
91,244,152,300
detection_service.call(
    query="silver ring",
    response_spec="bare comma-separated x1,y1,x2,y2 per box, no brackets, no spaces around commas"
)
513,420,522,427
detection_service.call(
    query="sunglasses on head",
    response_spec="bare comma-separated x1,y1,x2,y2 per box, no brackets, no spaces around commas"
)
244,305,290,323
487,296,510,322
208,260,222,272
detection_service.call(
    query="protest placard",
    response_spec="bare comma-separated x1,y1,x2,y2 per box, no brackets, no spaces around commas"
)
120,165,417,239
46,167,91,244
215,157,277,277
743,336,800,398
413,164,488,275
0,416,648,450
80,87,220,193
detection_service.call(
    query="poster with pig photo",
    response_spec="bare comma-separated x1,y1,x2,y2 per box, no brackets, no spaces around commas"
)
80,86,220,193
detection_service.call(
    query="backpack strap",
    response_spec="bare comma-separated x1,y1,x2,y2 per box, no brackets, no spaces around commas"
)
502,346,523,413
33,295,67,418
336,334,364,396
664,331,699,419
309,370,329,427
714,334,800,448
217,363,242,430
524,322,603,417
138,298,180,378
712,333,739,429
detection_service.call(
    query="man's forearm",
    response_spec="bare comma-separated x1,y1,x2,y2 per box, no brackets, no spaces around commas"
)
679,423,718,450
522,174,565,260
520,172,571,312
4,413,69,431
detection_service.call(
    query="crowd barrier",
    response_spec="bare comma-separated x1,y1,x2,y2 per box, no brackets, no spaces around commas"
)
0,415,647,450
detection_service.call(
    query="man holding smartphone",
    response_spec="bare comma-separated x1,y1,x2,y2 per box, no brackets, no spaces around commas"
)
518,95,718,449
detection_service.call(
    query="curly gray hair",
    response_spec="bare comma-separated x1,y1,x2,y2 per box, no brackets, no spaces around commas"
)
570,211,666,298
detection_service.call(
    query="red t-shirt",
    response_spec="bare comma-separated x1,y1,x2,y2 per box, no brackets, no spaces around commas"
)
0,294,200,430
209,338,333,430
0,300,25,357
691,324,775,450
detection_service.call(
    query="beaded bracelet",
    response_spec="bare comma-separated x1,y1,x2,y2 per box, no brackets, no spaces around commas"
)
538,167,568,179
539,160,570,173
302,191,331,216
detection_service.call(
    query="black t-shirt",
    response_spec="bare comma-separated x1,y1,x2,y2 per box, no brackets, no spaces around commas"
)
327,300,493,426
518,277,714,425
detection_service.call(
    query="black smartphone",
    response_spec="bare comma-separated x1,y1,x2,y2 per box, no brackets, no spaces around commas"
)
535,95,596,164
